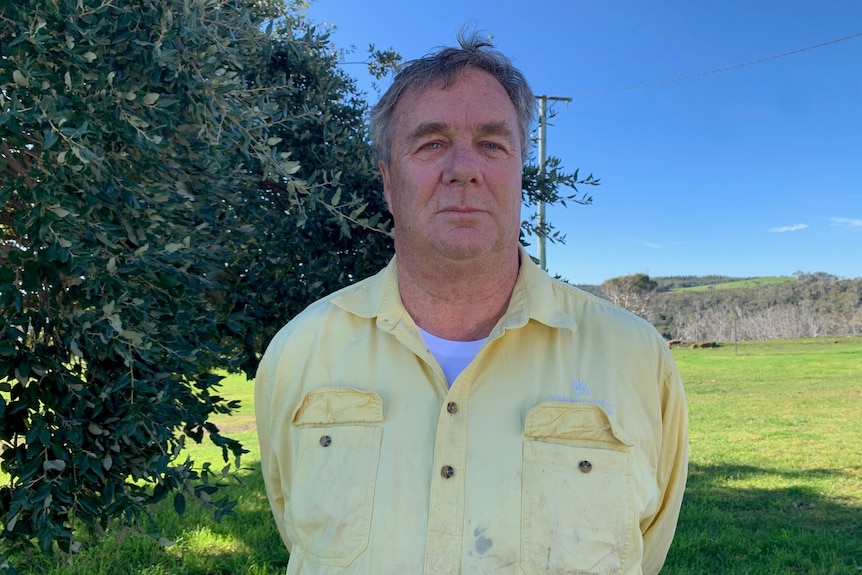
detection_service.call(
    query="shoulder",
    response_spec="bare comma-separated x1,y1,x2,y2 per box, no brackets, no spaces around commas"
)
546,278,683,397
548,275,668,351
262,273,378,358
551,275,653,326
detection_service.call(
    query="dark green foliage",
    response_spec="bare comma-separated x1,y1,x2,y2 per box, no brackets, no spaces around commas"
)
0,0,304,562
219,20,394,377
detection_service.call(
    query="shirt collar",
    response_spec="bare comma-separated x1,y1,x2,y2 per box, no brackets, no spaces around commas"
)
492,245,578,336
330,245,577,336
330,256,406,334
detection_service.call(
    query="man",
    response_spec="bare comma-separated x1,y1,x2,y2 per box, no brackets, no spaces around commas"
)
255,33,688,575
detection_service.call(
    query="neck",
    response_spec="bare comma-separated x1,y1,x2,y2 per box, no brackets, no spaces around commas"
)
396,247,520,341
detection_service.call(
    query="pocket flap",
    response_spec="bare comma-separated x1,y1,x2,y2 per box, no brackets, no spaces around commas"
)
524,402,633,446
292,387,384,426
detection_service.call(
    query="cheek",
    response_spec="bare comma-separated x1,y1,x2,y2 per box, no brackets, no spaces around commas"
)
392,169,436,209
387,189,417,227
497,172,524,210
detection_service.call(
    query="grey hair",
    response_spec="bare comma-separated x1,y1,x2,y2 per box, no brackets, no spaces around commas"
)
370,30,536,165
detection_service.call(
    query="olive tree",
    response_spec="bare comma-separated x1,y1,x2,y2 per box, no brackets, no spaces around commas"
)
219,20,395,377
0,0,313,562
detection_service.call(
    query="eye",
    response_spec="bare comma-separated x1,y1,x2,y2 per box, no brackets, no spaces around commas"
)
481,140,508,153
414,140,445,155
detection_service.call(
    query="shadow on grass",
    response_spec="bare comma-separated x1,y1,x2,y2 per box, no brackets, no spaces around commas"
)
156,460,289,575
7,462,289,575
9,461,859,574
176,461,862,574
664,462,862,574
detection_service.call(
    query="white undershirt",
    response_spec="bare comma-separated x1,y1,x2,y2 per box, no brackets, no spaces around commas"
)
417,327,487,387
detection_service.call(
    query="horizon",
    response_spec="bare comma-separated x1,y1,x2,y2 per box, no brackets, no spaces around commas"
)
568,270,861,288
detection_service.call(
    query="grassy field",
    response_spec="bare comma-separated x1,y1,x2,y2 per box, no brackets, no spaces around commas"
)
4,337,862,574
671,276,795,292
665,337,862,574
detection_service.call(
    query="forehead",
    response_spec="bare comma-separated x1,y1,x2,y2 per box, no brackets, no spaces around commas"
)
393,69,518,132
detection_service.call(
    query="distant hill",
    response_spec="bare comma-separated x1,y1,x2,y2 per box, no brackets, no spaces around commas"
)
653,275,757,291
574,275,758,294
576,272,862,341
668,276,795,292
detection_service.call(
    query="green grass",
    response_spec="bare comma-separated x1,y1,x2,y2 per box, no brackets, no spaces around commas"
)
5,338,862,574
664,337,862,574
2,373,289,575
672,276,795,292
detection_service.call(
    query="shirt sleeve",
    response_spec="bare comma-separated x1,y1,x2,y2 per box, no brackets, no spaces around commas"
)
254,338,294,552
640,355,689,575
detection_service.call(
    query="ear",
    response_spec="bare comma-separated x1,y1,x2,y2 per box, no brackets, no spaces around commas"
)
379,160,393,212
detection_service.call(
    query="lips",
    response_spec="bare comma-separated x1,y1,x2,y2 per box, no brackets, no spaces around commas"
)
439,207,485,214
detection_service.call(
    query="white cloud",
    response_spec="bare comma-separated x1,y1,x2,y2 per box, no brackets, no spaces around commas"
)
769,223,808,233
830,217,862,230
641,241,662,249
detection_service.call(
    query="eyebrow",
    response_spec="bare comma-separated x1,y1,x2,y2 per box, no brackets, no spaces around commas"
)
474,120,517,142
405,122,450,146
405,120,517,145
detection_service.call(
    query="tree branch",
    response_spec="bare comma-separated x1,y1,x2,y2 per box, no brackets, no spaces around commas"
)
1,139,38,188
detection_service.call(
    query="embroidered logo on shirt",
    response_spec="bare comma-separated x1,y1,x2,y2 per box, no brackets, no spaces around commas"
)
548,379,617,415
571,379,590,396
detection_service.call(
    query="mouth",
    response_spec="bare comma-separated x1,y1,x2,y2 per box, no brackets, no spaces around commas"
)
439,207,484,214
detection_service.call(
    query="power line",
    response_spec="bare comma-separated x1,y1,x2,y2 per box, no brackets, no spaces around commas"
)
571,31,862,97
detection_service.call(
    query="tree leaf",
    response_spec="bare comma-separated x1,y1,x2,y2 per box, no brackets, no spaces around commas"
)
48,205,70,218
43,460,66,472
43,129,59,150
12,70,29,87
173,493,186,515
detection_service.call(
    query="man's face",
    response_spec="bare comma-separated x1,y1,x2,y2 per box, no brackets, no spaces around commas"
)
380,68,524,263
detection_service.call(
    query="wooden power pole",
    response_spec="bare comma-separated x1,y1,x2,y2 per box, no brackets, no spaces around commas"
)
535,94,571,271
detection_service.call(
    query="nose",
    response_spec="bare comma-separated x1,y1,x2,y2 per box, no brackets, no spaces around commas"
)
442,143,482,186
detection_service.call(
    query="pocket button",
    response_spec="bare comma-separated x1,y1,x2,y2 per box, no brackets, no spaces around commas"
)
319,435,332,447
578,459,592,473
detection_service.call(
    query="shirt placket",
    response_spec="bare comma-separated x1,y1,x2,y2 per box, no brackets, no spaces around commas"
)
424,383,469,574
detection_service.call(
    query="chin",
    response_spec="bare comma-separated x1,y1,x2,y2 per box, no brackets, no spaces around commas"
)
434,239,504,262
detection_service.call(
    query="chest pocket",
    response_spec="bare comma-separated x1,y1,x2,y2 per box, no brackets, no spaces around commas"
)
289,388,383,566
521,403,635,575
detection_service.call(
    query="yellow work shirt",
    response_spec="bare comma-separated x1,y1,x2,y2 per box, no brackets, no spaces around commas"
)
255,250,688,575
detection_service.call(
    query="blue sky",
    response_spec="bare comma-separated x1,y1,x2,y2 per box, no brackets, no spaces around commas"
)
306,0,861,284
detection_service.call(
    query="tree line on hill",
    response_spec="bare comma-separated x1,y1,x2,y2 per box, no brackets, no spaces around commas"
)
586,272,862,342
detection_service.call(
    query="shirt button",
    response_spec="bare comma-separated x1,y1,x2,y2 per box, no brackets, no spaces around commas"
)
441,465,455,479
579,460,592,473
319,435,332,447
446,402,458,414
